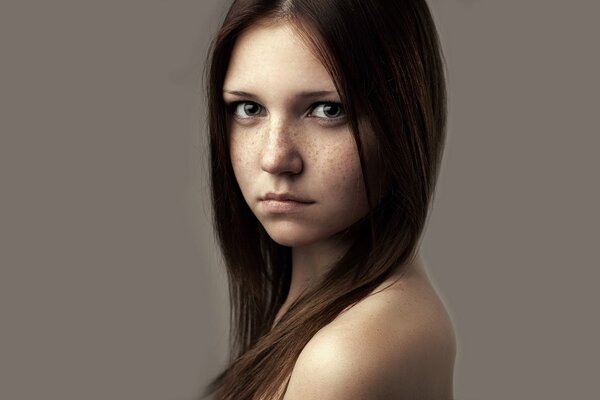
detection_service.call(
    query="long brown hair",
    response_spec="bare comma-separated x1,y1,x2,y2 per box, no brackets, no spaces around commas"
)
203,0,446,398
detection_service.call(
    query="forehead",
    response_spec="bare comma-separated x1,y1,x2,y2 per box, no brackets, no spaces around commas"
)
223,21,336,94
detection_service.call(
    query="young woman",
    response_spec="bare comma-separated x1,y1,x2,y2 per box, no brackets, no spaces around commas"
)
204,0,455,399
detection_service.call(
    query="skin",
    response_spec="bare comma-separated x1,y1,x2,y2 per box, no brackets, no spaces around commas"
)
283,257,457,400
224,20,456,399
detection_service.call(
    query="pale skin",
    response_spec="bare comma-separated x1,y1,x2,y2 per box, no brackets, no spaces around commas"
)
223,19,456,399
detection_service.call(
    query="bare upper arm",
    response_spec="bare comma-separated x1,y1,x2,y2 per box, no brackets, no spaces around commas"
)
282,307,455,400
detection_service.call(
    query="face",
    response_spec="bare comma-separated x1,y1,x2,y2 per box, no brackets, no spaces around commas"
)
223,20,374,248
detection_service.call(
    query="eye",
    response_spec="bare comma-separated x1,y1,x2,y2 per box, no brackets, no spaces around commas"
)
230,101,264,119
310,102,345,120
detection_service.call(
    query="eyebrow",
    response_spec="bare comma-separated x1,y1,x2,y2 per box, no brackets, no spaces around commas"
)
223,89,338,100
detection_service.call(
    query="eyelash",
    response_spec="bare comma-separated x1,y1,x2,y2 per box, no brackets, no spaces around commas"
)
226,101,346,125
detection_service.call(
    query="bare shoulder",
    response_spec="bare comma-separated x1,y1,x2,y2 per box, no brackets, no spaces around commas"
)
282,262,456,400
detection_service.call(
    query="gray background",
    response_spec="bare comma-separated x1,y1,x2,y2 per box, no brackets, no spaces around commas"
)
1,1,598,399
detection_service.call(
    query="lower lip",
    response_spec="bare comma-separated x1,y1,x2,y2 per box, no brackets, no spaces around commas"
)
260,200,314,213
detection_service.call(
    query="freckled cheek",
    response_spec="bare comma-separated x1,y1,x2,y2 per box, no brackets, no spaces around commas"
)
315,143,364,195
229,133,259,195
230,133,257,169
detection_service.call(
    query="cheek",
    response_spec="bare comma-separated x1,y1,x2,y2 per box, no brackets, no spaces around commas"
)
229,133,245,166
229,144,256,211
229,133,256,186
315,140,365,197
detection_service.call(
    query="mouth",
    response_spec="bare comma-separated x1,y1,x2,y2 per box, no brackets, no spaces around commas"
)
259,192,315,213
260,192,315,203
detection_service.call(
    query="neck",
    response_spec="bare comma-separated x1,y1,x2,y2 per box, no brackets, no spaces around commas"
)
272,235,350,326
290,240,348,297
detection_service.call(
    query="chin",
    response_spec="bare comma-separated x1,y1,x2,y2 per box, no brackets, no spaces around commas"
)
261,221,324,248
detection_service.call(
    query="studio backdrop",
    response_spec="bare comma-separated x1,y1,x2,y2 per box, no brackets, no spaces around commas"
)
1,1,598,399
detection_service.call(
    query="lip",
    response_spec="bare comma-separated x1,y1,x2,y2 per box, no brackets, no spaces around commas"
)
261,192,314,203
259,192,315,213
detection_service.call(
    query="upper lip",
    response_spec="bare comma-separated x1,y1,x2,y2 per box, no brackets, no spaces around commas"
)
261,192,314,203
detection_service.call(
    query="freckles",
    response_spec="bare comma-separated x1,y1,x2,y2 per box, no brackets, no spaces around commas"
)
230,133,257,168
319,142,362,191
301,137,318,160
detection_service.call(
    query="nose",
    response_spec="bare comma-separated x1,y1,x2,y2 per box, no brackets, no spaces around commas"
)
260,119,303,175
